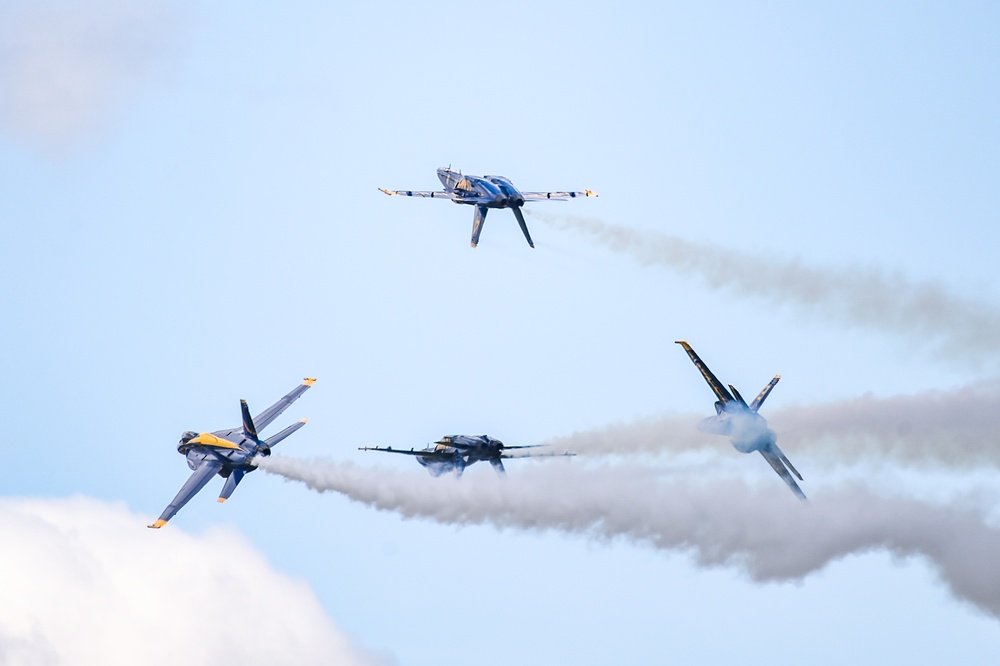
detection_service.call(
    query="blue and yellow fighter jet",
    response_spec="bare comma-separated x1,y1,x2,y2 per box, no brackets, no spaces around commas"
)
379,167,597,248
675,342,806,500
148,378,316,528
360,434,574,477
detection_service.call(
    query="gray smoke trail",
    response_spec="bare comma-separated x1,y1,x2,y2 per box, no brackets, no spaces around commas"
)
530,211,1000,363
258,455,1000,620
541,379,1000,468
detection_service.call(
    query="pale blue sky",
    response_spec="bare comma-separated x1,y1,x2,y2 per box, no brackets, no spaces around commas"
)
1,1,999,664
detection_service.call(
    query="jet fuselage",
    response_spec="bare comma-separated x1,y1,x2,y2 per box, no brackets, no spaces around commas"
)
414,434,507,476
698,406,777,454
437,168,525,209
177,429,268,476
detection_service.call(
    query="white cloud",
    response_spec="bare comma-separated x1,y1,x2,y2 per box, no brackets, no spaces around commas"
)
0,496,385,666
0,0,179,152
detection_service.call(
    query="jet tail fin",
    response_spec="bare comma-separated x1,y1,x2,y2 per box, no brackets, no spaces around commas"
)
471,205,488,247
240,399,258,441
511,206,535,248
749,375,780,412
728,385,749,408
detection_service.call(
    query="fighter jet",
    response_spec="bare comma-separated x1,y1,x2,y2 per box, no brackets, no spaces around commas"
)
360,434,574,476
675,341,806,500
148,378,316,528
379,167,597,248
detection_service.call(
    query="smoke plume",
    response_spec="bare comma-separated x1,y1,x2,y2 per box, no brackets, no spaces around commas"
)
531,212,1000,364
0,0,181,152
542,379,1000,468
257,455,1000,620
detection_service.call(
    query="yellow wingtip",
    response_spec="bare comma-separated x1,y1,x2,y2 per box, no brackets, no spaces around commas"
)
217,498,226,503
300,418,308,424
148,519,167,529
585,189,598,197
303,377,317,386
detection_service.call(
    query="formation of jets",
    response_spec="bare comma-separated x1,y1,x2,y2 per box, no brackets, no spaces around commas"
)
149,167,809,528
360,435,574,477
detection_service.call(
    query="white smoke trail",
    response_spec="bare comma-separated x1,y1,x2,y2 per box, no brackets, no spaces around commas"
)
257,455,1000,620
531,211,1000,364
540,379,1000,468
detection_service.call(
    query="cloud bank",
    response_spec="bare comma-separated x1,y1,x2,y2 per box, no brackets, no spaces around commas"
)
259,456,1000,621
0,496,383,666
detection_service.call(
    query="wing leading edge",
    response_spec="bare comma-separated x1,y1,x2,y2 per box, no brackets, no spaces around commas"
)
379,188,459,200
521,190,598,201
148,459,223,528
675,341,735,405
359,446,449,458
252,378,316,432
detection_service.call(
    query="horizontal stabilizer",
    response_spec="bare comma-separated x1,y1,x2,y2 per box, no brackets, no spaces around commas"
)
264,419,308,449
218,469,246,502
759,446,806,501
777,447,803,481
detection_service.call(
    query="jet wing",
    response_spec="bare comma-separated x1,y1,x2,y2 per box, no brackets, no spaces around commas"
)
379,188,458,199
675,341,735,405
148,458,224,528
252,378,315,432
758,446,807,501
521,190,598,201
359,446,452,459
749,376,781,412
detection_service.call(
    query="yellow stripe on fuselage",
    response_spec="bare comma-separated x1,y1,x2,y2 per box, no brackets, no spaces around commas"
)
188,433,243,450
